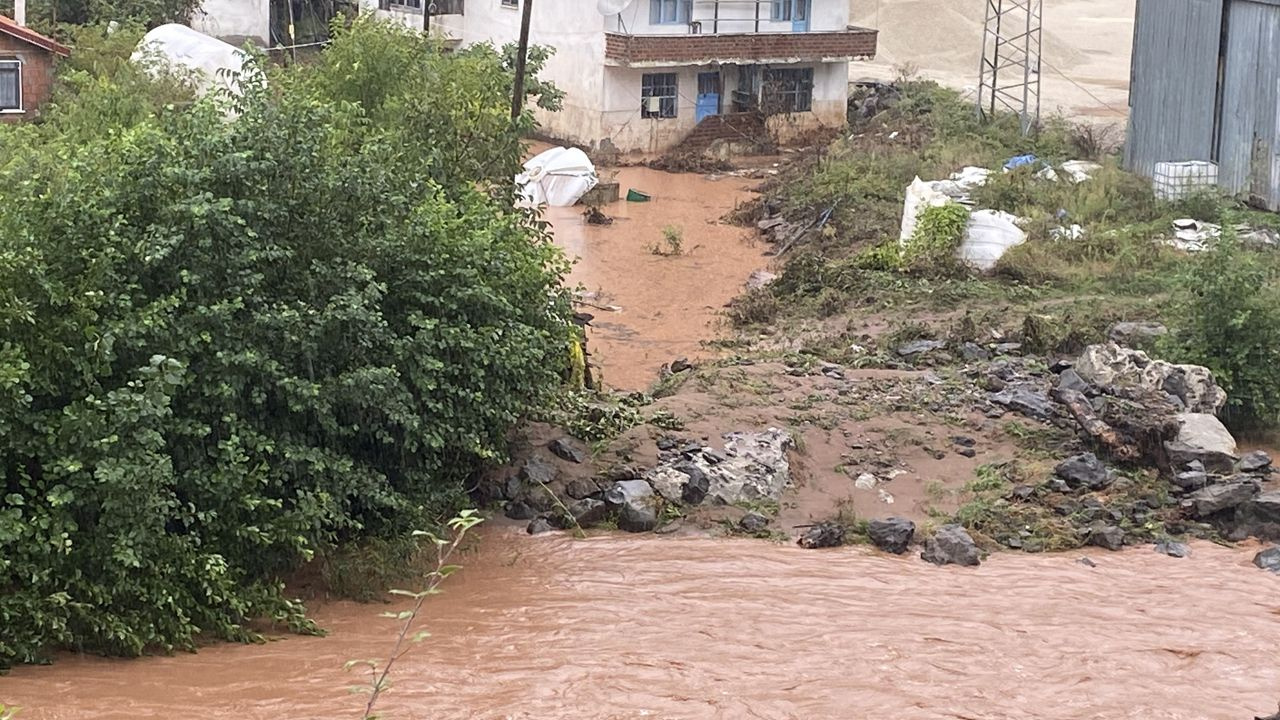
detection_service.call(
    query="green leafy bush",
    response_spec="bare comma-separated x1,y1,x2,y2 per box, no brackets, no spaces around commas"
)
0,20,570,668
901,203,970,275
1160,235,1280,428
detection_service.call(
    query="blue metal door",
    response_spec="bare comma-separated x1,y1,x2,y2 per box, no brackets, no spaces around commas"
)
696,72,722,123
791,0,810,31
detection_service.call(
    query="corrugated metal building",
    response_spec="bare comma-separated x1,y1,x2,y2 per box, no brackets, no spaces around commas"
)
1126,0,1280,210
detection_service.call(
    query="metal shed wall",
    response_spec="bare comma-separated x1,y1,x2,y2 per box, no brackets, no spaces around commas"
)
1218,0,1280,210
1124,0,1224,178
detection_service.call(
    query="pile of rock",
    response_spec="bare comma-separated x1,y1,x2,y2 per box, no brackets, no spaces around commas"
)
495,429,795,536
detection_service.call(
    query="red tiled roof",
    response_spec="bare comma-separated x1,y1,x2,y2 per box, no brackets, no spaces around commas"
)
0,15,71,57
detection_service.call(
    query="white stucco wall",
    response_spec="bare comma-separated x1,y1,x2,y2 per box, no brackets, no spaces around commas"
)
190,0,269,45
607,0,848,35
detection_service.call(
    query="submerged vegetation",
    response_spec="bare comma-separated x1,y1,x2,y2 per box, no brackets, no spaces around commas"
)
0,19,570,669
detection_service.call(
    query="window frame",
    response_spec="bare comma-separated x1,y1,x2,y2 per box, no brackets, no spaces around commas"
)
769,0,791,21
0,58,21,113
762,67,814,114
500,0,517,8
649,0,691,25
641,72,678,119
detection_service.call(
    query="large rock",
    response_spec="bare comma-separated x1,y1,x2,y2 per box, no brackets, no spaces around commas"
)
1164,413,1238,474
868,517,916,554
1075,342,1227,414
989,383,1054,420
1238,450,1273,474
1054,453,1114,491
568,498,610,527
797,522,845,549
1181,478,1261,518
646,428,793,507
1254,546,1280,572
1086,522,1125,551
1233,491,1280,541
547,437,587,464
897,339,946,357
604,479,660,532
1107,321,1167,348
921,524,981,567
1154,540,1192,558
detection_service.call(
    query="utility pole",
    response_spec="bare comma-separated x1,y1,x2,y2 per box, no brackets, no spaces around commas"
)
422,0,430,34
510,0,534,120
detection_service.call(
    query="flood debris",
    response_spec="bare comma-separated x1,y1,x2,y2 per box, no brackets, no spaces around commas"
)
583,205,613,225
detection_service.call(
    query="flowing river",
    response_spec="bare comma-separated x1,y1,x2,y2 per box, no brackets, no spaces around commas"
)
4,530,1279,719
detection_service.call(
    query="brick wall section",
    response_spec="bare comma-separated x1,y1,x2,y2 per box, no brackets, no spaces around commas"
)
604,28,878,65
0,33,58,123
680,112,767,152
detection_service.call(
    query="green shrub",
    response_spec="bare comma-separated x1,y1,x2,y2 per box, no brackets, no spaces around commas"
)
901,202,970,275
0,20,570,668
1160,234,1280,428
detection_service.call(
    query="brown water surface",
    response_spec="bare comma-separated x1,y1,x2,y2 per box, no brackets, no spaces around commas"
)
548,167,766,391
6,531,1279,719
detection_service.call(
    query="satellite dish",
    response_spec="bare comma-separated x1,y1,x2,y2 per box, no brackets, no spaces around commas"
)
597,0,633,15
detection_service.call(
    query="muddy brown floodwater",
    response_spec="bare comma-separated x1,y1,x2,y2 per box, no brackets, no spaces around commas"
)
5,531,1280,719
546,166,766,391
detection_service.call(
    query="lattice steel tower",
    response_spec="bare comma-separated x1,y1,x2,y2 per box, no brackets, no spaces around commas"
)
977,0,1044,134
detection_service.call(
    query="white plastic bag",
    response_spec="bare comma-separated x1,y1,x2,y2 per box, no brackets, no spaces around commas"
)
958,210,1027,271
899,177,954,242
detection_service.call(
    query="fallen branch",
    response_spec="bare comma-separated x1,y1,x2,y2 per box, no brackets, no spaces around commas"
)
1056,388,1140,462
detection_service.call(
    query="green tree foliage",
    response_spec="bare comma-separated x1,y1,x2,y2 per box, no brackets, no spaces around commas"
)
0,0,200,32
1160,234,1280,429
0,18,571,668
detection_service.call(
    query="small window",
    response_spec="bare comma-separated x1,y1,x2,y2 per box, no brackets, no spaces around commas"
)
0,60,20,112
390,0,422,9
501,0,517,7
770,1,791,20
649,0,690,24
641,72,677,119
762,67,813,114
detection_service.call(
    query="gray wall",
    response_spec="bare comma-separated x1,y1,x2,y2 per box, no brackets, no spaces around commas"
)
1218,0,1280,209
1124,0,1224,178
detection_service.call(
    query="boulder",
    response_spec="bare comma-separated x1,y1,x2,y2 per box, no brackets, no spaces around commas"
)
519,456,559,487
504,500,536,520
797,522,845,549
605,479,660,532
1248,491,1280,523
547,437,587,464
960,342,991,362
868,517,915,554
1086,522,1125,551
678,464,710,505
897,339,946,357
1233,491,1280,541
1056,368,1091,394
989,383,1055,420
1054,453,1113,491
564,478,600,500
526,517,556,535
1254,546,1280,572
1075,342,1227,414
1238,450,1273,474
1153,540,1192,558
1107,321,1167,348
739,511,770,533
1181,479,1261,518
920,524,981,566
1172,468,1209,492
568,498,610,527
1164,413,1238,475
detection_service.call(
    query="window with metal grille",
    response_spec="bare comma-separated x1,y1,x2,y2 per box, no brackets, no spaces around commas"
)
649,0,691,24
0,60,19,112
762,67,813,114
641,72,677,118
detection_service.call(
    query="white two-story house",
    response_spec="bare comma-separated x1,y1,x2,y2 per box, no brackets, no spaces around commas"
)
369,0,878,155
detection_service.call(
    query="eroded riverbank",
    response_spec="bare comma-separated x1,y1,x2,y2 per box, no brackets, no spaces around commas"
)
4,530,1278,719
